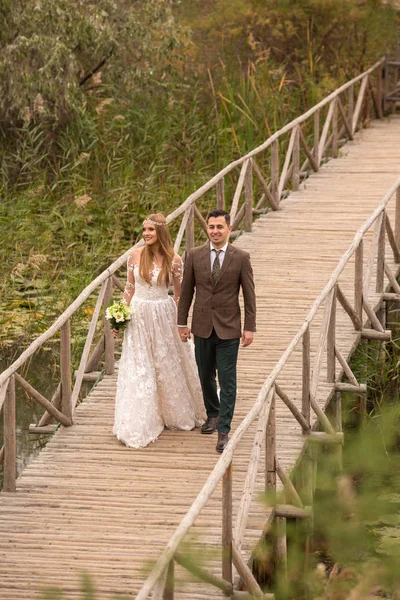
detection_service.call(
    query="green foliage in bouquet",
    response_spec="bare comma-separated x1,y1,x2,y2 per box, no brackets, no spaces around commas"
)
105,300,132,330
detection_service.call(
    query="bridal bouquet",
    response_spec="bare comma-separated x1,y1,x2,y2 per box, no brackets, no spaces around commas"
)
105,300,133,331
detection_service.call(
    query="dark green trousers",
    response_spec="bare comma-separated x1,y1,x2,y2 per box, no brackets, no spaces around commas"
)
194,330,240,434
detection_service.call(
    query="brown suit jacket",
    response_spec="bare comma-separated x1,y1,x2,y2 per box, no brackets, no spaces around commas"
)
178,242,256,339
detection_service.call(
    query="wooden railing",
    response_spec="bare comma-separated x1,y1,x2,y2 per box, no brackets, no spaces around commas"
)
132,177,400,600
0,56,391,491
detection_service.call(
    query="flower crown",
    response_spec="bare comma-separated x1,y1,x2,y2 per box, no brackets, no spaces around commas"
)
143,218,167,227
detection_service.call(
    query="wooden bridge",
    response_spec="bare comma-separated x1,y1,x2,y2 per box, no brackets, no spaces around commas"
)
1,57,400,600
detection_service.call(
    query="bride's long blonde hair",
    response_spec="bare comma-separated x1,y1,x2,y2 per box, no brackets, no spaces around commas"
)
140,213,174,286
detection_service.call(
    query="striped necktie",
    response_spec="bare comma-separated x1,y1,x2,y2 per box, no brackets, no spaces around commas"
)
212,249,222,283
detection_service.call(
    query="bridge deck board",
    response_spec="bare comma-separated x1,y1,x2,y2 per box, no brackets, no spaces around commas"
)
1,116,400,599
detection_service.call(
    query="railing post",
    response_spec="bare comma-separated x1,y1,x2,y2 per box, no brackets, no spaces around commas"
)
103,277,115,375
363,75,370,126
271,140,280,204
383,56,389,115
60,319,72,422
244,160,253,232
302,326,311,432
216,177,225,210
355,240,363,329
394,48,400,109
163,560,175,600
313,109,320,170
4,375,16,492
185,204,195,254
332,99,338,158
348,84,355,136
292,125,300,191
266,387,276,497
395,187,400,249
377,64,384,119
376,211,386,293
222,462,233,583
327,286,336,383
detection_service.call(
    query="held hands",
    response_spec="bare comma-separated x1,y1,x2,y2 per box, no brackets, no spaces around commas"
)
112,329,119,339
241,331,254,347
178,327,191,343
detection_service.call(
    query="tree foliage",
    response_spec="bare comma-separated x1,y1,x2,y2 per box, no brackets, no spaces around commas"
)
0,0,183,125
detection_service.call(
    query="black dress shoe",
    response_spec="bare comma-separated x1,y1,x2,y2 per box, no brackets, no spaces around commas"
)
201,416,219,434
216,432,229,453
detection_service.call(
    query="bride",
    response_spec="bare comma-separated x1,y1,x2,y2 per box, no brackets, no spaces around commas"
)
113,213,205,448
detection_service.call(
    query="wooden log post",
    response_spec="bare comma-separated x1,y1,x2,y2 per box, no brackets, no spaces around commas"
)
348,84,355,136
331,391,343,471
222,462,233,584
383,56,389,115
244,161,253,233
103,277,115,375
265,388,276,500
185,204,195,255
302,446,314,507
301,445,314,572
271,140,280,203
37,383,61,427
313,109,320,169
327,286,336,383
302,326,311,432
216,178,225,210
394,48,400,94
60,319,72,422
376,64,384,119
275,516,288,582
231,542,264,598
4,375,16,492
395,187,400,250
355,240,363,328
252,160,279,211
194,204,208,235
376,211,386,294
332,99,338,158
14,373,71,427
292,126,300,191
163,560,174,600
85,335,105,374
363,76,370,126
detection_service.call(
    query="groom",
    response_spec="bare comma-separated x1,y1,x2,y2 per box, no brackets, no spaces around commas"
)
177,208,256,453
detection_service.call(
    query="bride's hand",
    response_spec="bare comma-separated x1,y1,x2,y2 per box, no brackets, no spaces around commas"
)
112,328,119,339
178,327,191,342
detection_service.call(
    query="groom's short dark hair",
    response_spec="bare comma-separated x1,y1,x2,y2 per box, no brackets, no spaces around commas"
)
207,209,231,225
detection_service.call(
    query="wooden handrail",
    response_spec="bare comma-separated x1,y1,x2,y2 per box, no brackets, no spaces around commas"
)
234,401,270,549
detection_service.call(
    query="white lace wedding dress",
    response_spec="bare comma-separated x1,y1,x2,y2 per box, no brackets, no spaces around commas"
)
113,255,205,448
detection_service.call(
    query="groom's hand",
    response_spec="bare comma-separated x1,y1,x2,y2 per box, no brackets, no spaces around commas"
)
241,331,254,347
178,326,191,342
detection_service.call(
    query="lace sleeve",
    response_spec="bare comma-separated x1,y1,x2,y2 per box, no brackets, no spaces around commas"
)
172,256,183,304
123,254,135,305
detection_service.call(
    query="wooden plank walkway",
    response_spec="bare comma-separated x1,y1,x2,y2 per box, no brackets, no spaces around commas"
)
1,115,400,599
